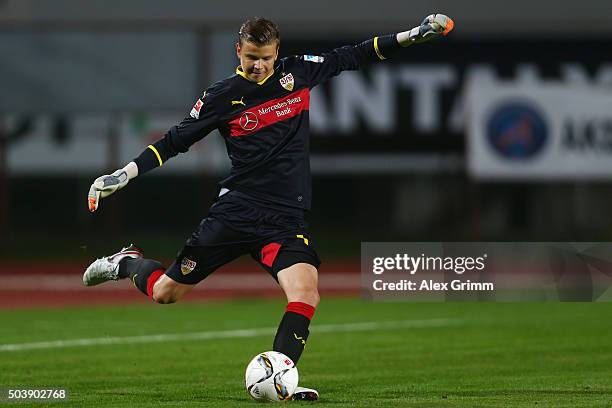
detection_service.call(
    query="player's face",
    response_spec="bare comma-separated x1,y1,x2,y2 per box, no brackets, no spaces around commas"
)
236,41,279,82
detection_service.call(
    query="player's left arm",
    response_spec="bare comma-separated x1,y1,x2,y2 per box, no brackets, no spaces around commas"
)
302,14,454,87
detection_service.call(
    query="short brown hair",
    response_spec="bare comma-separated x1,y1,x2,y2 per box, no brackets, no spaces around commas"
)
238,17,280,47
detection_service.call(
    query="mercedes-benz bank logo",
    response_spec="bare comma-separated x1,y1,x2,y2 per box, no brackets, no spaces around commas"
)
239,111,259,131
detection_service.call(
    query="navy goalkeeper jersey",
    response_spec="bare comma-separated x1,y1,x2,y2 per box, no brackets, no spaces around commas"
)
134,35,399,211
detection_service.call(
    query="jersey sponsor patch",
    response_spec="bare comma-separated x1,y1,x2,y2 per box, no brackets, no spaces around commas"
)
189,91,207,119
227,87,310,137
190,99,204,119
239,111,259,131
279,73,294,91
303,55,324,63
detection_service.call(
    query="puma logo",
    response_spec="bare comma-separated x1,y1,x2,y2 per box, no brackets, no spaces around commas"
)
231,97,246,107
293,333,306,345
132,274,138,286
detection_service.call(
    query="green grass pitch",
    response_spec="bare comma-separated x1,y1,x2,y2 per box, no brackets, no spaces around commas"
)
1,298,611,407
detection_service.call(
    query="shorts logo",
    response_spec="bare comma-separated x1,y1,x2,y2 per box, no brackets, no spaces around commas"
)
239,111,259,131
303,55,324,63
180,257,197,275
279,73,294,91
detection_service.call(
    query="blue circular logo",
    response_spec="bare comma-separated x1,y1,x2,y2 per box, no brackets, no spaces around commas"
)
487,102,548,159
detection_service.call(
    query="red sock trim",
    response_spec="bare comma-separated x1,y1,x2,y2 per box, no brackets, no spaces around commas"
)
147,269,165,298
286,302,316,321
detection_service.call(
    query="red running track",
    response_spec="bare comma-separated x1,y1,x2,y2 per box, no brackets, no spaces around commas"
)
0,261,360,309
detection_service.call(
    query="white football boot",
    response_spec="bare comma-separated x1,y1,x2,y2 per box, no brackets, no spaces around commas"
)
292,386,319,401
83,244,143,286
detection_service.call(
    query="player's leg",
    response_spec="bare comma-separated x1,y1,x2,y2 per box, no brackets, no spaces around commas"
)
83,196,252,303
144,232,249,304
149,274,195,304
149,194,263,302
274,262,319,363
120,257,196,304
82,244,195,303
275,261,321,401
119,255,168,299
83,244,167,298
253,236,321,364
251,222,321,400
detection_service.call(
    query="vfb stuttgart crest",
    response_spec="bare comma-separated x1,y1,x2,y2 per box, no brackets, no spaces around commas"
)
279,73,294,91
180,257,197,275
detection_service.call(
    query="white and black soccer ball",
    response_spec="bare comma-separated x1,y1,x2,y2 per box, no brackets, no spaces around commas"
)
245,351,299,402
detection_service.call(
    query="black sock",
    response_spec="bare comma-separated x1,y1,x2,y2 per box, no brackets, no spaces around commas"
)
273,302,315,364
118,257,164,296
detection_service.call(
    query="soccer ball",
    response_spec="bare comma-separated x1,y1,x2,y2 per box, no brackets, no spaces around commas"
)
245,351,299,402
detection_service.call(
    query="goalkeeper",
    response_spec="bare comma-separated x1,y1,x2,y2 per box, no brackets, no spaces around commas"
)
84,14,454,401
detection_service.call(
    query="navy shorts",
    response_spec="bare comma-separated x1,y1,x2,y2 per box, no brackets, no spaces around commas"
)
165,191,321,285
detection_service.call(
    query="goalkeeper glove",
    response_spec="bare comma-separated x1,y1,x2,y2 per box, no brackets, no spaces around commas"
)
398,14,454,46
88,162,137,212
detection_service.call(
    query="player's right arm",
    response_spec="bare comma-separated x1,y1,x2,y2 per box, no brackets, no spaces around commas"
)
88,89,219,212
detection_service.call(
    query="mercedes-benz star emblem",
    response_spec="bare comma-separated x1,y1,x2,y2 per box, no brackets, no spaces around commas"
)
239,112,259,131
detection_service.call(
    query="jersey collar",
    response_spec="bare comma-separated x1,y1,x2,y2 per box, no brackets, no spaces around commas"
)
235,66,275,85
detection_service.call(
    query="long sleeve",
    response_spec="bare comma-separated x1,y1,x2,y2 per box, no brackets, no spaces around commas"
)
133,89,220,174
300,34,401,88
